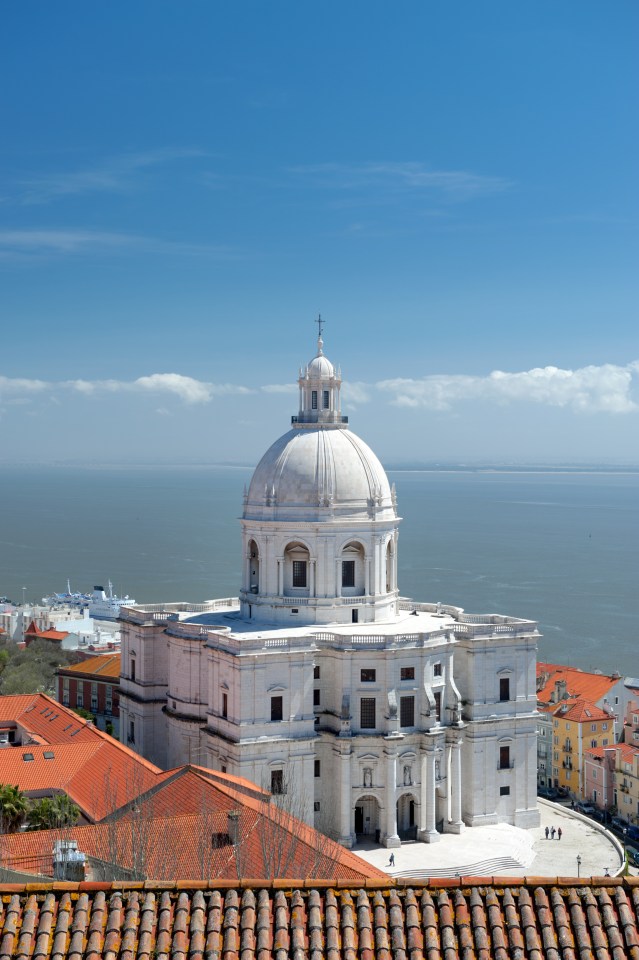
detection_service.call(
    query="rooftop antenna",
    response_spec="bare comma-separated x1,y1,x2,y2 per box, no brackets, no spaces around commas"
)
316,313,324,354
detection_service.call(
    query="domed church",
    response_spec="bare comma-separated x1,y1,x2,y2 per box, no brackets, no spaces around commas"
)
119,329,540,847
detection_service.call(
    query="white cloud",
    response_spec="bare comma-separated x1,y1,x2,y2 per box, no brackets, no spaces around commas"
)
16,148,206,203
289,161,511,200
65,374,253,404
0,229,238,261
261,383,297,394
0,375,48,394
378,362,639,413
1,362,637,415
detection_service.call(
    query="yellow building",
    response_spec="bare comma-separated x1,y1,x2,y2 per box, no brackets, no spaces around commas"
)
544,699,615,799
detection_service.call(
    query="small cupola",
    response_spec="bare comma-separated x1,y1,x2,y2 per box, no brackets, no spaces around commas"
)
294,316,345,427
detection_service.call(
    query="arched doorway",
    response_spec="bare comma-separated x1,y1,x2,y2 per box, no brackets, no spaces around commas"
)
354,795,380,839
396,793,418,840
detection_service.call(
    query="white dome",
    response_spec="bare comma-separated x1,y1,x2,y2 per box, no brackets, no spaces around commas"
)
244,426,396,522
306,353,335,379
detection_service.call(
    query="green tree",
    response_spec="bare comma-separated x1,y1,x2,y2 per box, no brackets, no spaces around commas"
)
28,794,80,831
0,783,29,834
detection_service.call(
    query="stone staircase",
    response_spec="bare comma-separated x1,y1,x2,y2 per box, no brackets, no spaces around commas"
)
392,855,525,879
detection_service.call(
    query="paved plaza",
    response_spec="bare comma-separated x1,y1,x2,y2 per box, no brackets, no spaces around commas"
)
354,800,626,879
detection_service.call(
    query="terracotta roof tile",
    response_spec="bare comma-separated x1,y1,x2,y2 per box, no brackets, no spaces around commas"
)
60,654,120,680
537,662,620,707
7,883,639,960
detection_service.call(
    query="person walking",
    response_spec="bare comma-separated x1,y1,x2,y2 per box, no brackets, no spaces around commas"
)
388,852,395,867
545,826,549,839
550,826,556,839
557,827,562,841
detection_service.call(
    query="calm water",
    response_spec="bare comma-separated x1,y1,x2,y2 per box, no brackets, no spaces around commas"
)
0,465,637,675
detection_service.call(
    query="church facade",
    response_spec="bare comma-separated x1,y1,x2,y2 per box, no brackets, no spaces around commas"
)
119,332,540,847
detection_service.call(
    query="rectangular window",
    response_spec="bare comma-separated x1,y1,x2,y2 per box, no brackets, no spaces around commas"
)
342,560,355,587
433,663,442,677
271,770,284,795
292,561,307,587
76,687,83,708
361,668,376,683
314,800,321,812
271,696,283,722
323,390,329,409
360,698,376,729
105,684,112,707
434,691,442,721
499,786,510,796
311,390,318,409
499,745,511,770
499,678,510,702
313,688,320,707
602,723,608,730
400,696,415,728
129,720,135,744
314,665,320,679
401,667,415,681
91,682,98,711
314,759,320,778
62,677,69,706
130,658,136,683
222,692,228,718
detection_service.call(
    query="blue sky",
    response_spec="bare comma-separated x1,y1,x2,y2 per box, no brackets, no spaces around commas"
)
1,2,637,465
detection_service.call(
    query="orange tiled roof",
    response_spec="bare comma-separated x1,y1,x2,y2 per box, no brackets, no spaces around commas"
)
537,661,620,706
0,693,98,743
549,698,611,724
0,693,162,820
59,653,121,679
1,807,385,882
24,621,70,642
1,883,639,958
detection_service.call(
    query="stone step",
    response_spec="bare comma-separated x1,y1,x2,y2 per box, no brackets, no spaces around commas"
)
392,855,524,879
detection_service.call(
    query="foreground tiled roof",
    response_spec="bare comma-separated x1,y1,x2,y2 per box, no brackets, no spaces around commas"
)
59,654,120,680
2,881,639,959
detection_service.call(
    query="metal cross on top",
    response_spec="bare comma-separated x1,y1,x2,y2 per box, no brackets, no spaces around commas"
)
316,313,324,339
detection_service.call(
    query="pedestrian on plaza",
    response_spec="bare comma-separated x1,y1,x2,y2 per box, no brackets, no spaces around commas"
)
557,827,562,841
551,826,556,839
388,852,395,867
545,826,549,839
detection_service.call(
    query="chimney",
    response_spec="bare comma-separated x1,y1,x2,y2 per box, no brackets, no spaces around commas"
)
227,810,240,845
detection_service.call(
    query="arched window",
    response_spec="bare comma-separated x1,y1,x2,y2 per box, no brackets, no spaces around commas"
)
341,541,365,596
248,539,260,594
284,542,310,595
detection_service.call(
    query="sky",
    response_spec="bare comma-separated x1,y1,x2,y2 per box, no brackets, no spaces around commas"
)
1,2,637,466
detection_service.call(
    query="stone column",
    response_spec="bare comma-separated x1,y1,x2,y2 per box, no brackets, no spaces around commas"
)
384,746,400,847
339,749,352,847
365,558,371,597
277,558,284,596
418,749,439,843
310,559,316,598
447,734,465,833
244,552,251,592
335,558,341,597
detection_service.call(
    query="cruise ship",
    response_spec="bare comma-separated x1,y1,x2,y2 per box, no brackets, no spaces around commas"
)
88,582,135,620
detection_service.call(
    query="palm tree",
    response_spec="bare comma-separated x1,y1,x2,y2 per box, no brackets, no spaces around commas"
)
28,794,80,831
0,783,29,833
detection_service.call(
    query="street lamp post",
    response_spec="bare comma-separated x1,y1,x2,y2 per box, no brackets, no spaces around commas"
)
22,586,26,606
576,854,582,878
